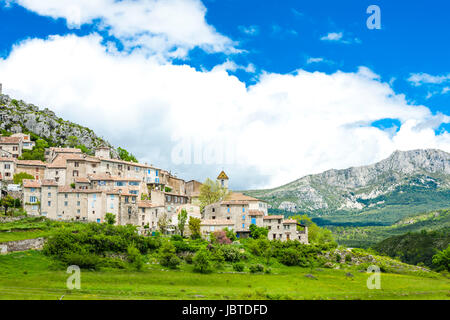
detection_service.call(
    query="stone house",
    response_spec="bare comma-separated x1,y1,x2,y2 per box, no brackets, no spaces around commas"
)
23,179,42,216
11,133,35,150
0,157,16,182
16,160,47,180
0,136,22,158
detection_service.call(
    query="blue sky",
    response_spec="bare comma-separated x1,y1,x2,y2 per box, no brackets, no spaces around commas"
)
0,0,449,189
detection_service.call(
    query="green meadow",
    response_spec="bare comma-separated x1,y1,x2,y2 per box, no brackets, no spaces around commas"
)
0,251,448,300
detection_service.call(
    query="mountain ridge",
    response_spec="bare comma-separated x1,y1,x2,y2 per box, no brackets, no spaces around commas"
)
245,149,450,224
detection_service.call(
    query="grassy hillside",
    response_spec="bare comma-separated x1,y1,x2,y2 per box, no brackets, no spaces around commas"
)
0,250,448,300
373,229,449,268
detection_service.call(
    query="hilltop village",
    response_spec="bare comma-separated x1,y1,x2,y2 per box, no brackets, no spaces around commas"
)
0,133,307,243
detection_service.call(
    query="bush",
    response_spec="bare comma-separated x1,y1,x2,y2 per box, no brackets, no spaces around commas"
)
220,245,243,263
127,244,144,270
171,234,183,241
61,252,102,270
249,224,269,239
158,241,181,269
233,262,245,272
211,230,232,244
183,252,194,264
249,264,264,273
193,249,213,274
335,253,341,263
278,248,301,266
345,254,352,263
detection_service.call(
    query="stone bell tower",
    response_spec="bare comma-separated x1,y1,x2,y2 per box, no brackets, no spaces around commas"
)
217,170,229,189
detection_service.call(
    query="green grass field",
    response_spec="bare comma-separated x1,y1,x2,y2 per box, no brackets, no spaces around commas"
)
0,251,448,300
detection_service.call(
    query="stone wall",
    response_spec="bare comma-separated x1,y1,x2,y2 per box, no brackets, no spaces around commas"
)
0,215,27,223
0,237,45,254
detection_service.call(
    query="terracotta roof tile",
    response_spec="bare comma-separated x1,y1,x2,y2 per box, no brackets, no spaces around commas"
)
201,219,234,226
248,210,265,216
16,160,47,167
263,215,284,220
23,179,41,188
0,136,21,144
283,219,298,224
41,179,58,186
0,157,16,162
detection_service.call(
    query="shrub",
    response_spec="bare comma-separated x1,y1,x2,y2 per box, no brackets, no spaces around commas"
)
278,248,301,266
193,249,213,274
335,253,341,263
158,241,181,269
171,234,183,241
220,245,243,263
127,244,144,271
233,262,245,272
345,254,352,263
183,252,194,264
61,252,102,270
249,264,264,273
249,224,269,239
211,230,232,244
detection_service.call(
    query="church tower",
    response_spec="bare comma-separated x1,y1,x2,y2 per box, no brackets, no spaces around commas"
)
217,170,229,189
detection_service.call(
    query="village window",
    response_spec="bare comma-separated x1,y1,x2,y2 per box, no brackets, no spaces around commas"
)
64,201,68,206
212,216,216,220
242,207,245,213
30,188,35,192
118,165,123,170
273,234,276,239
48,192,51,197
278,219,281,224
65,193,68,198
5,172,10,177
13,146,18,151
4,164,10,169
141,208,145,213
48,201,51,206
55,177,59,182
74,162,79,167
77,209,80,214
242,223,245,229
106,164,110,169
73,170,79,177
128,207,132,214
128,166,131,171
29,196,37,203
242,215,245,220
77,201,80,206
125,196,129,203
142,215,145,220
212,208,215,213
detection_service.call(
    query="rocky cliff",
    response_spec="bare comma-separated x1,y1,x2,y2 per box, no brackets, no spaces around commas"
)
0,93,118,157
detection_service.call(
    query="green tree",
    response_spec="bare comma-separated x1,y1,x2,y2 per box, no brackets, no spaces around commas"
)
193,248,213,273
19,138,49,161
67,135,79,148
249,224,269,239
105,212,116,225
292,214,336,245
188,217,201,239
157,212,170,234
177,209,188,237
0,195,16,215
13,172,35,185
158,241,181,269
117,147,138,163
127,244,144,271
199,178,229,211
432,245,450,272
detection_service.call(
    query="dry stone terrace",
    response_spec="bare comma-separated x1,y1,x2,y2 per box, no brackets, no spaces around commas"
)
0,140,307,242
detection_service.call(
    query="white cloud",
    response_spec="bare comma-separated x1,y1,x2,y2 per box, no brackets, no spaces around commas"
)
306,57,324,64
238,25,259,36
7,0,237,59
408,72,450,86
1,35,450,190
320,32,360,44
320,32,343,41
